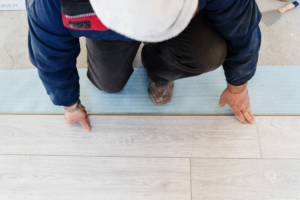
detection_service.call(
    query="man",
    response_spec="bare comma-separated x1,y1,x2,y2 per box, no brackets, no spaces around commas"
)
26,0,261,132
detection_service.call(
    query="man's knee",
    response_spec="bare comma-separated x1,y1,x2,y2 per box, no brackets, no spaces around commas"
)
166,12,227,75
87,70,131,93
191,38,227,75
100,84,126,93
168,38,227,76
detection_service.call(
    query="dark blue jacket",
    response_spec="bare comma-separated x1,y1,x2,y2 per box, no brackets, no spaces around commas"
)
26,0,262,107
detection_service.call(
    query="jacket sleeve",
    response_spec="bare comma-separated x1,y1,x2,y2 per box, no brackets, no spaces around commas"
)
204,0,262,86
26,0,80,106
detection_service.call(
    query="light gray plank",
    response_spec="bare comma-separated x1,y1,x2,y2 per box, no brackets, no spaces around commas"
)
256,116,300,158
0,115,260,158
0,155,190,200
192,158,300,200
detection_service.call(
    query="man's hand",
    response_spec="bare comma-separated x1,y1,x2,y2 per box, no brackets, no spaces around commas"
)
218,82,254,124
64,102,91,132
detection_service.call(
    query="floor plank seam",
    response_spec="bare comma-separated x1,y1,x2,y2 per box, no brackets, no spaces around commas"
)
255,122,263,159
1,113,300,116
190,158,193,200
1,154,300,160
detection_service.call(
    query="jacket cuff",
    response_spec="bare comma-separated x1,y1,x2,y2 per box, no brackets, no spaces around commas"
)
51,96,79,107
226,68,256,86
62,98,80,107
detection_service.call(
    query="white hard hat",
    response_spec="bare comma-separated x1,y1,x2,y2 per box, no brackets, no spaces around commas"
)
90,0,198,42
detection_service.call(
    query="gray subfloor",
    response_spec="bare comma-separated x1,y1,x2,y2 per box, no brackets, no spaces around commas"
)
0,0,300,70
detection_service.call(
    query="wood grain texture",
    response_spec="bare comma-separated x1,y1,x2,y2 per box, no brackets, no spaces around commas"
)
0,155,190,200
256,116,300,158
0,115,260,158
192,159,300,200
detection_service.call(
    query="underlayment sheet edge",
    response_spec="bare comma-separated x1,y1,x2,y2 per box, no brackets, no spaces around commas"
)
0,66,299,115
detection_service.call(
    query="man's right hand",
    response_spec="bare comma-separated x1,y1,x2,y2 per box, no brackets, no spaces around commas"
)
218,82,254,124
64,102,91,132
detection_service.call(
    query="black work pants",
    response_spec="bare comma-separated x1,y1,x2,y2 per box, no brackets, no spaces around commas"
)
86,12,227,93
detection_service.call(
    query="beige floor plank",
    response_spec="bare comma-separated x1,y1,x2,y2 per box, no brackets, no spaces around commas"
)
0,155,190,200
0,115,260,158
192,158,300,200
256,116,300,158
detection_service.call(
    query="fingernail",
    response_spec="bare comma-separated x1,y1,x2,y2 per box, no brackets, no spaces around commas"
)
250,120,254,124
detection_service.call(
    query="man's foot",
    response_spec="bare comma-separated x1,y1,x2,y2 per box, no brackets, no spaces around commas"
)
141,52,174,105
147,75,174,105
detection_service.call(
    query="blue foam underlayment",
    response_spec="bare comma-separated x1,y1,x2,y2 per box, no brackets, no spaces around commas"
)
0,66,299,114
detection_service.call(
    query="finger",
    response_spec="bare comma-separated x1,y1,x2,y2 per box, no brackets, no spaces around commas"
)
248,110,255,120
79,119,91,132
246,104,255,120
246,102,251,110
84,110,89,118
234,111,247,124
218,95,226,107
81,105,86,110
242,109,254,124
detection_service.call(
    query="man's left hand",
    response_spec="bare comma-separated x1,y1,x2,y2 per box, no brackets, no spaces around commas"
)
218,82,254,124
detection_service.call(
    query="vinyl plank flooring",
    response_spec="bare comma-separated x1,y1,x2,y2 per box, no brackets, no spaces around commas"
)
0,155,190,200
256,116,300,158
0,115,260,158
191,159,300,200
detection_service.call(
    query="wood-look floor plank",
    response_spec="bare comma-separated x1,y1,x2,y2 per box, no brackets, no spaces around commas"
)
0,115,260,158
256,116,300,158
191,159,300,200
0,155,190,200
